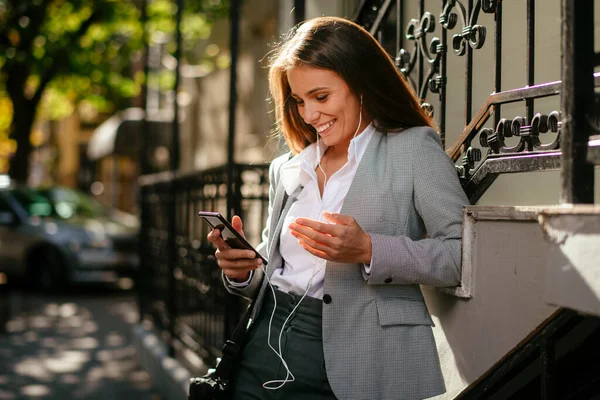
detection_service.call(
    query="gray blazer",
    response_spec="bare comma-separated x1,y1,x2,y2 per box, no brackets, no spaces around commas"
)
225,126,469,400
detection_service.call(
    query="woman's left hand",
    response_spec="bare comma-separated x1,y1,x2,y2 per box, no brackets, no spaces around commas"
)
289,212,372,264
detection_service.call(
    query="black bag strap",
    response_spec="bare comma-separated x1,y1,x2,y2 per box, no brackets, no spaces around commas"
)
212,159,293,379
212,302,253,378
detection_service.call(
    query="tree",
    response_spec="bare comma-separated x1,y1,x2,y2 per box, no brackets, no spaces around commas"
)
0,0,229,182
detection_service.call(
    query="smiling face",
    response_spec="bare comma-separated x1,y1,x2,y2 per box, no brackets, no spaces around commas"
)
287,66,370,152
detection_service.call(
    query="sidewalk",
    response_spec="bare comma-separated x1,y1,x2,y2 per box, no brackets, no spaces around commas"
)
0,286,163,400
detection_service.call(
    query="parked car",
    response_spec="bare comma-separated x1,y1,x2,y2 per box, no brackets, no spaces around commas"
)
0,184,139,290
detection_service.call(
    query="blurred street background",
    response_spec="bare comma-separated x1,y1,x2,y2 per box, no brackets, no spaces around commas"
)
0,283,163,400
3,0,599,399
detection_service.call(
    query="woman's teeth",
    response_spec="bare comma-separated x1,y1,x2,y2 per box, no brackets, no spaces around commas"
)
316,120,336,133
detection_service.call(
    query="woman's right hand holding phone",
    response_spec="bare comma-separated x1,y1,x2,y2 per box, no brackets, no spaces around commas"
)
207,215,262,281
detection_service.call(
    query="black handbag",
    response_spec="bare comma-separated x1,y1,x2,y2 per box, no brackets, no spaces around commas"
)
188,303,252,400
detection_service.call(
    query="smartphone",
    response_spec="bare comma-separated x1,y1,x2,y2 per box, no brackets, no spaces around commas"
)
198,211,268,265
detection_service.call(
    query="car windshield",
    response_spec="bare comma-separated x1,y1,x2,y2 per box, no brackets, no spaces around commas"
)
36,187,106,219
10,188,54,217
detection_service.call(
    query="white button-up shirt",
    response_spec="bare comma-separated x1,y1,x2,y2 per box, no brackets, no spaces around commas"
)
269,123,375,299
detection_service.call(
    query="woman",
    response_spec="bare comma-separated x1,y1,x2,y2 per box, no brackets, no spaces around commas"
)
207,16,468,400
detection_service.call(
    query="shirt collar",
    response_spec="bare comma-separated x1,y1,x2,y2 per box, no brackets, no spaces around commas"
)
279,122,376,195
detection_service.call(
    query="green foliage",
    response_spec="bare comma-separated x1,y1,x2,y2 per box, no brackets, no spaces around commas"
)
0,0,229,174
0,94,15,173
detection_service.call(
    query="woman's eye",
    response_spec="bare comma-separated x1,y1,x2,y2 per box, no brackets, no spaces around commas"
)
316,94,328,101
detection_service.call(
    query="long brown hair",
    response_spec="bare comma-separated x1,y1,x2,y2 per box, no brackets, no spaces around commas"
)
269,16,435,154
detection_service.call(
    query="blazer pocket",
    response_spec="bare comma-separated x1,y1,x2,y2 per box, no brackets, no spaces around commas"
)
376,217,403,236
375,297,434,326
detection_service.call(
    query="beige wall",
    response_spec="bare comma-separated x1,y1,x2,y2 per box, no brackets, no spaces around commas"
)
424,207,558,398
179,0,282,173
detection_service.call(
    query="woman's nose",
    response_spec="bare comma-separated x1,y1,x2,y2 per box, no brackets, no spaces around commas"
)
302,103,319,124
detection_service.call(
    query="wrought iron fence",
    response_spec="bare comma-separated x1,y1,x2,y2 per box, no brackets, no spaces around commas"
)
355,0,598,203
138,164,269,365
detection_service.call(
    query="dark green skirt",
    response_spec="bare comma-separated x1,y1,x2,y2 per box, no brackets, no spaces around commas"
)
231,289,337,399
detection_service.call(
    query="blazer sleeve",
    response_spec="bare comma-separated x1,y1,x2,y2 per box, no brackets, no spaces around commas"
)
221,154,286,300
365,128,469,287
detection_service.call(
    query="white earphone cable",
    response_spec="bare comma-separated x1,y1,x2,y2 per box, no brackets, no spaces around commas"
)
261,94,364,390
317,95,363,190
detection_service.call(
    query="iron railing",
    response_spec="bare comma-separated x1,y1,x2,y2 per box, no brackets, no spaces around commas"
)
456,309,600,399
138,163,269,364
354,0,598,204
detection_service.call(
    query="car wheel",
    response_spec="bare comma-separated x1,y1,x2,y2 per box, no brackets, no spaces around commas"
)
28,246,69,292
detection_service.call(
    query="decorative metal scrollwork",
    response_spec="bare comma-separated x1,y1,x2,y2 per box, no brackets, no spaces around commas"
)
479,111,561,154
396,0,496,116
440,0,495,57
456,147,482,185
396,12,446,107
530,111,561,151
481,0,498,13
456,111,561,184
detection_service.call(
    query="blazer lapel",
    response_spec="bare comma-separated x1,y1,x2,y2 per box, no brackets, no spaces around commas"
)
267,183,302,276
340,131,385,220
268,179,287,250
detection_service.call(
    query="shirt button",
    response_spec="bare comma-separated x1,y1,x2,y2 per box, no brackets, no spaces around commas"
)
323,294,332,304
384,277,393,284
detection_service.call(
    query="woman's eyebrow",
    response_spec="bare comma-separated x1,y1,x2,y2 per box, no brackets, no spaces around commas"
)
291,86,330,98
306,86,329,95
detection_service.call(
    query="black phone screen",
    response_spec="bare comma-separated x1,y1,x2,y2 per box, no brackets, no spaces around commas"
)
198,211,268,264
